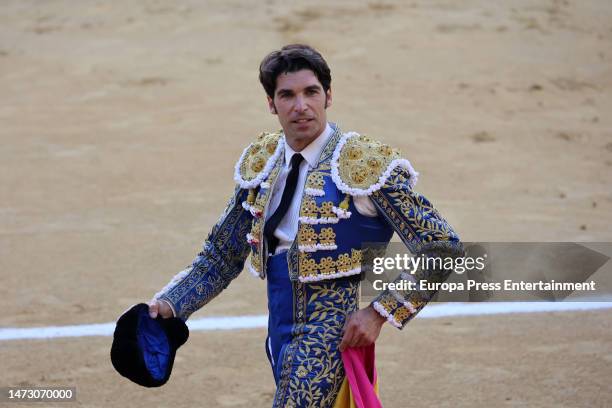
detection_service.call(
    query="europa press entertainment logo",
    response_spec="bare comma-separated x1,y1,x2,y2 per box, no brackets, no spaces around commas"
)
360,242,610,302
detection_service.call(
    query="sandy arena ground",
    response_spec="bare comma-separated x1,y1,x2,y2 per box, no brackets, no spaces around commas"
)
1,0,611,407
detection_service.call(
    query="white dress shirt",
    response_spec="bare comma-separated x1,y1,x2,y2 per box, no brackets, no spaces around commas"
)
266,123,378,255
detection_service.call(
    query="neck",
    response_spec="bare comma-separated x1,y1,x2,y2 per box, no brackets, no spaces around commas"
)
285,125,327,152
286,138,314,152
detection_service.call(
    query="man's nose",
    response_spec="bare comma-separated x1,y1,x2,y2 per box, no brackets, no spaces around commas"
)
294,95,308,113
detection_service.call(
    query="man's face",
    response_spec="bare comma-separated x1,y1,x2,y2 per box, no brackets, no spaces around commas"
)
268,69,332,151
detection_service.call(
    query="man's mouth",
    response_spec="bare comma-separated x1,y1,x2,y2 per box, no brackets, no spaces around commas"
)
293,118,313,124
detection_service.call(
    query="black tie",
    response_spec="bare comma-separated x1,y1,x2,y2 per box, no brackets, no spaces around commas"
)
265,153,304,256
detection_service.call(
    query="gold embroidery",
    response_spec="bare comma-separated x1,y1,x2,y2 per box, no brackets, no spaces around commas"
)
320,202,335,218
238,132,282,182
319,257,335,275
351,166,369,184
318,228,336,246
351,248,362,270
251,253,262,273
299,197,340,223
336,134,401,190
305,172,325,190
367,157,382,170
298,225,318,246
336,253,351,273
296,366,308,378
379,294,398,312
255,189,267,208
250,156,265,173
301,255,318,278
265,139,277,154
370,167,458,255
411,298,425,309
301,196,319,218
393,307,411,322
378,144,393,157
274,278,358,407
297,249,363,279
261,162,283,268
250,218,263,237
273,126,352,407
346,146,362,160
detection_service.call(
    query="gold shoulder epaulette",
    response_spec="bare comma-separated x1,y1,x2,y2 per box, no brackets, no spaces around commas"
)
330,132,418,196
234,131,283,189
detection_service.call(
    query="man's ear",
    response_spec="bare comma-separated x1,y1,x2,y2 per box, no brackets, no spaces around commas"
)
325,88,333,109
267,96,277,114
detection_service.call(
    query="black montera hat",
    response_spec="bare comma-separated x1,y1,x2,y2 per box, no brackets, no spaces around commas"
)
110,303,189,387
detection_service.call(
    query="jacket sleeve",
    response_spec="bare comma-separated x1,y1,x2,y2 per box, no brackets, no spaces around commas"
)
368,166,464,329
153,186,253,321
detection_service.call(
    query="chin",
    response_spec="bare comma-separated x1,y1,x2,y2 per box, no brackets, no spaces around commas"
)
283,122,323,146
297,131,318,143
300,125,322,139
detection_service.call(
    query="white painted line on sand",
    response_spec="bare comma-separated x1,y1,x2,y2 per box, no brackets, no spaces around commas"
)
1,302,611,341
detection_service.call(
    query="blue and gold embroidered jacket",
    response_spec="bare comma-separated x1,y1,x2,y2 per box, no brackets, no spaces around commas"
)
155,124,463,329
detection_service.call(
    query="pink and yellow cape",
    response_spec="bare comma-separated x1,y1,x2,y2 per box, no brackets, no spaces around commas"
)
333,344,382,408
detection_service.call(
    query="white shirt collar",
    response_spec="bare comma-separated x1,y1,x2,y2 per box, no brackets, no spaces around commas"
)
284,122,333,168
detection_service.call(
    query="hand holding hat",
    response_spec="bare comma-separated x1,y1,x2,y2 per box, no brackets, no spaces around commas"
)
110,303,189,387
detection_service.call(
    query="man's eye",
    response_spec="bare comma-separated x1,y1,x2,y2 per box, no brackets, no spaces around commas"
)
306,89,318,95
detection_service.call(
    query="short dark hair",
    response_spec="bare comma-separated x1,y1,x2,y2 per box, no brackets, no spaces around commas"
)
259,44,331,99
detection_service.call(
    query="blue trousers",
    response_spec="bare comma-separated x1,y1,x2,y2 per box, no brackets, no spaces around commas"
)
265,251,361,407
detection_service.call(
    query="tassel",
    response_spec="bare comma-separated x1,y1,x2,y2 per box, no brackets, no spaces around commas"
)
339,194,351,211
247,189,256,204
